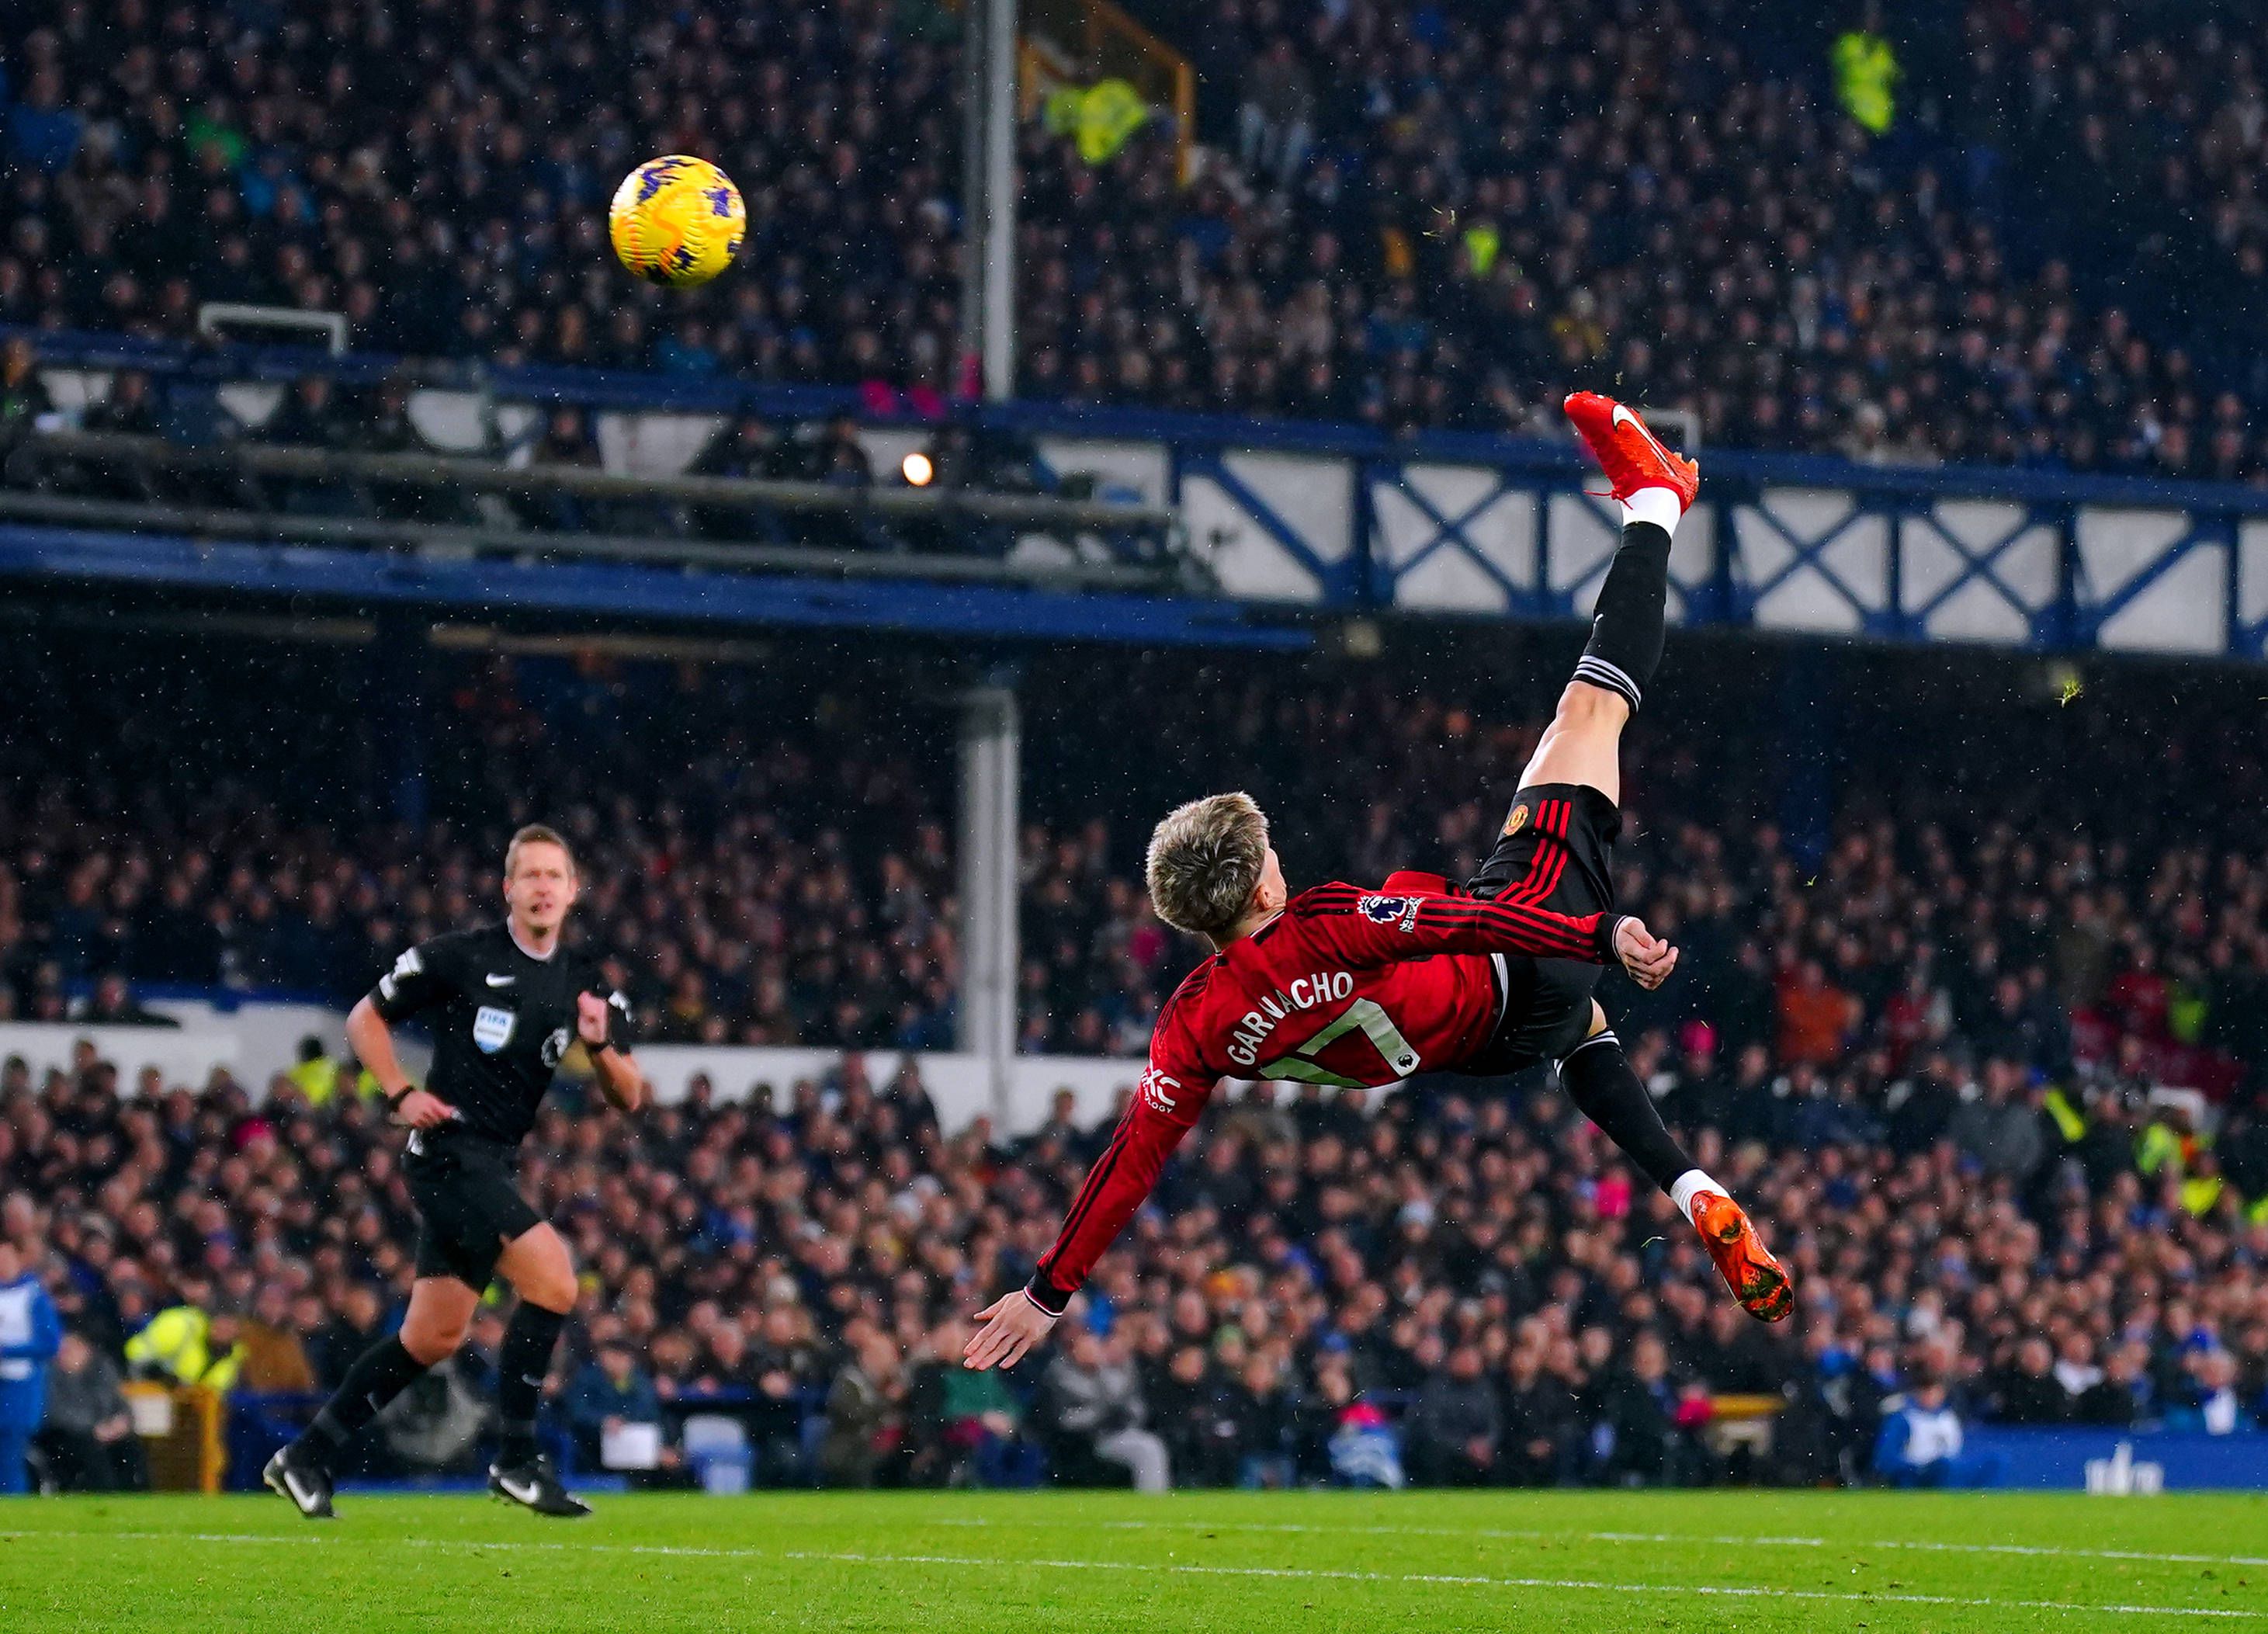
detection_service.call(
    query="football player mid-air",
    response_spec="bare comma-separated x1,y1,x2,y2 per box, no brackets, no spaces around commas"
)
967,393,1791,1373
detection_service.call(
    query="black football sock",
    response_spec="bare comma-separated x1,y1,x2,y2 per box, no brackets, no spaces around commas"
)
1572,520,1673,713
496,1303,567,1467
297,1337,427,1466
1557,1027,1694,1194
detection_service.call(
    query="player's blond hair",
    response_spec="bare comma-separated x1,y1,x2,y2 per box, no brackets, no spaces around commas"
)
1146,793,1269,941
505,822,577,879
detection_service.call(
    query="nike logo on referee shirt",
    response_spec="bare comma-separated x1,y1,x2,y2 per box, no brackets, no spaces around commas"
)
486,973,515,987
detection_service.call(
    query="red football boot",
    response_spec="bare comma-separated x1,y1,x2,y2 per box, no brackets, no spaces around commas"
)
1691,1191,1795,1322
1564,391,1701,509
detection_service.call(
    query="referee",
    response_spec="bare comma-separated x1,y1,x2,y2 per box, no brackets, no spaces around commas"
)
265,824,643,1519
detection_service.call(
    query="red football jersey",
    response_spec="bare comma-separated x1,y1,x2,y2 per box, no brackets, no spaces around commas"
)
1025,872,1618,1311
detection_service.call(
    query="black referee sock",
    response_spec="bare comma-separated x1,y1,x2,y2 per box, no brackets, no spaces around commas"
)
298,1337,427,1466
496,1303,568,1467
1557,1028,1695,1195
1573,520,1673,713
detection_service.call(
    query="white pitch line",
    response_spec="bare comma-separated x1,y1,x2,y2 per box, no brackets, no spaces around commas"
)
789,1546,2263,1619
0,1529,792,1562
6,1526,2262,1619
938,1514,2268,1572
0,1528,783,1562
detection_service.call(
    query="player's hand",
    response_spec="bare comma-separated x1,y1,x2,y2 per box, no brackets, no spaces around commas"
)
1613,918,1679,990
577,991,612,1049
393,1088,459,1129
962,1292,1058,1372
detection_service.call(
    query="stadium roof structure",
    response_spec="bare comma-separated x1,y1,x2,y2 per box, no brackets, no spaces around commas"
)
9,324,2267,661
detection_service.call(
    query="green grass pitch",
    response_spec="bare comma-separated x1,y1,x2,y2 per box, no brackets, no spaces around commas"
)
5,1489,2266,1631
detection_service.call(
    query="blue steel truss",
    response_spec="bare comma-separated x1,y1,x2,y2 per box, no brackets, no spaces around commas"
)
1366,463,1541,616
13,322,2268,658
1893,501,2063,646
1174,444,1364,603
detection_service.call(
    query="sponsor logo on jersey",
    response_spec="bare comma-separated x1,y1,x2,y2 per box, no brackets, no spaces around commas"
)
1139,1068,1181,1115
1357,893,1421,932
473,1004,516,1053
541,1026,572,1068
1503,804,1530,838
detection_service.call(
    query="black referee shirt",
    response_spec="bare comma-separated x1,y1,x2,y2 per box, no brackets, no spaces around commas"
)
369,922,636,1146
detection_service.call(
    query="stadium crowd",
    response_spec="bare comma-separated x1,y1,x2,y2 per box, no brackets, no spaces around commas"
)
1015,655,2268,1112
0,1026,2263,1495
13,637,2268,1115
0,640,964,1053
3,640,2268,1490
1030,0,2268,476
3,0,2267,476
1954,0,2268,412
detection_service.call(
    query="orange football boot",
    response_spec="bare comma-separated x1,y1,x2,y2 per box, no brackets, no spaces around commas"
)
1691,1191,1795,1321
1564,391,1701,508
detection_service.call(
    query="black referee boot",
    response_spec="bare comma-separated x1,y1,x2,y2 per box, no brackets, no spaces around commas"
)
264,1444,336,1519
489,1452,591,1518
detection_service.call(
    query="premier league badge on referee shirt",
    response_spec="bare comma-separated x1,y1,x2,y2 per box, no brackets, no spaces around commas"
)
473,1005,516,1053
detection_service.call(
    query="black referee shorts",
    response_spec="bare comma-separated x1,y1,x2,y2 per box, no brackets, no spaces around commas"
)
1458,782,1623,1077
403,1126,542,1289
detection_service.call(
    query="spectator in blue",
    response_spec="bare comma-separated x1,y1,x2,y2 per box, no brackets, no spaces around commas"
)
0,1239,63,1494
566,1337,664,1475
1874,1375,2001,1488
2166,1351,2258,1438
5,64,81,174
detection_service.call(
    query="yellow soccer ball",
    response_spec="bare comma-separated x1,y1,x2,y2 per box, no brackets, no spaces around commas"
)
609,156,745,288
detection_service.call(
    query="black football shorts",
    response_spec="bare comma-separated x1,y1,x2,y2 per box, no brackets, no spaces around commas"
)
404,1126,543,1289
1458,782,1623,1076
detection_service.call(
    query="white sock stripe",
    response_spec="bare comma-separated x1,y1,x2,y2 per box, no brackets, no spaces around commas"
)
1573,657,1642,708
1559,1031,1621,1069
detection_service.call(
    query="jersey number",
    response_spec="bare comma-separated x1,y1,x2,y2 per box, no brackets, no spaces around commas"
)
1255,998,1420,1089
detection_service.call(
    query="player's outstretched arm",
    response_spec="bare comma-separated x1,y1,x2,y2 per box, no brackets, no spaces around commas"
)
965,1057,1215,1371
963,1290,1058,1371
1303,884,1675,980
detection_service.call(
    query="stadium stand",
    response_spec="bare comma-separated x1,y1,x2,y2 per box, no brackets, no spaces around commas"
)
1013,647,2268,1112
16,634,2268,1098
6,0,2268,1507
3,637,2266,1490
7,0,2268,474
0,635,962,1048
1950,0,2268,415
6,1015,2264,1492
